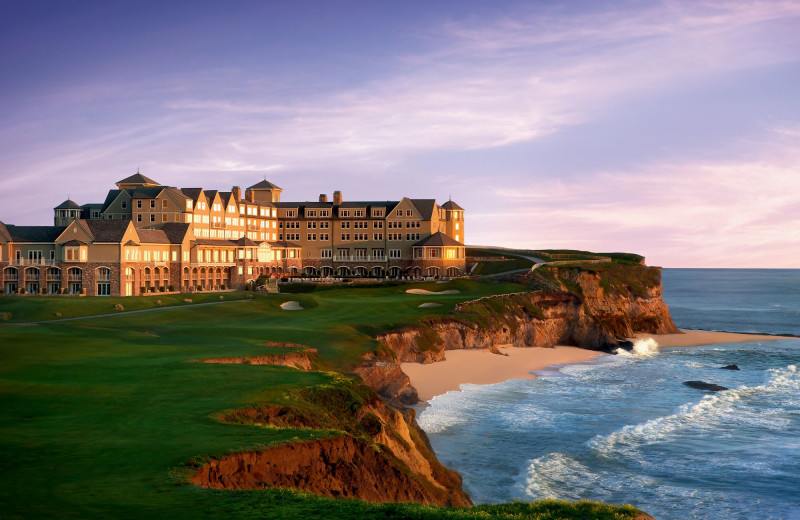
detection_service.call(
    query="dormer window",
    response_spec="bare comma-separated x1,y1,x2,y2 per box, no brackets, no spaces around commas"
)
186,201,193,210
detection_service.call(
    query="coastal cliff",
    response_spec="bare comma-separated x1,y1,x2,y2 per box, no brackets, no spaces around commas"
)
191,376,472,507
358,264,678,404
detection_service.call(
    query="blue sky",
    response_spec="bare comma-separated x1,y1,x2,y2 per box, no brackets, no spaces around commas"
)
2,0,799,267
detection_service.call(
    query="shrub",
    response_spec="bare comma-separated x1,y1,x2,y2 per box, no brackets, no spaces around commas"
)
140,287,146,294
279,282,317,294
196,285,202,291
168,285,174,292
220,284,226,290
114,304,124,312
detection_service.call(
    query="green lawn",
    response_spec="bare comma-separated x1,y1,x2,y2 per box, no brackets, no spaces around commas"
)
0,281,649,519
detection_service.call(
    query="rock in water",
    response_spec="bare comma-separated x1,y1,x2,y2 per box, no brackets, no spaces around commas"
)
684,380,728,392
721,364,740,370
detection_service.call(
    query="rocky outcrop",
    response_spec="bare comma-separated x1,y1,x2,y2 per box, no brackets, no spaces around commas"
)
199,350,317,371
191,436,466,506
358,265,678,403
684,381,728,392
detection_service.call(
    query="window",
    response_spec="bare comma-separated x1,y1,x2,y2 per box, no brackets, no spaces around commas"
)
286,210,297,217
65,247,80,261
354,233,368,241
162,214,167,222
373,221,383,229
321,249,332,258
341,233,350,241
341,222,350,229
320,233,329,241
137,200,142,209
372,209,384,217
396,210,403,217
337,249,350,260
406,210,413,217
319,210,330,217
354,210,364,217
183,251,189,262
150,214,155,222
388,233,402,241
186,201,193,210
150,200,155,209
429,249,441,258
372,249,384,259
307,234,316,241
122,201,128,209
137,214,142,222
389,249,401,259
307,221,317,229
306,210,317,217
373,233,383,240
320,221,329,229
162,200,168,209
340,210,350,217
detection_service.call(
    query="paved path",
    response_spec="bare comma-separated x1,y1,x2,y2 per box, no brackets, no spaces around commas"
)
0,298,253,326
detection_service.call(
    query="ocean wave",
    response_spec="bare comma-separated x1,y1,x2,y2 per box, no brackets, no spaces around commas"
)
615,337,659,357
587,364,798,458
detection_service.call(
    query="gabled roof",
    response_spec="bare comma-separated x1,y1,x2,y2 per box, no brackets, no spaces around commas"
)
130,186,166,199
116,173,159,186
61,239,87,246
83,220,131,242
164,187,189,201
204,190,219,202
0,221,11,242
236,236,258,247
180,188,204,204
248,180,282,191
55,199,81,210
100,189,125,212
4,225,66,242
218,191,234,207
440,200,463,211
143,223,192,244
268,240,302,248
409,199,437,220
135,229,170,244
413,232,464,248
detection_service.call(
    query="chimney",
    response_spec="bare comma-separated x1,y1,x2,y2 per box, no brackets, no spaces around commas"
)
246,189,255,203
333,190,342,205
319,194,328,203
232,186,241,201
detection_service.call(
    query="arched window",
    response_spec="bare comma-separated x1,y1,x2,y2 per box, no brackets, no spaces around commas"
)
96,267,111,296
67,267,83,294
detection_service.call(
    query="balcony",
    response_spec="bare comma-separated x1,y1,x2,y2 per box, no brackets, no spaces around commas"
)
14,258,56,266
68,275,82,282
212,221,226,229
334,256,387,263
246,224,260,231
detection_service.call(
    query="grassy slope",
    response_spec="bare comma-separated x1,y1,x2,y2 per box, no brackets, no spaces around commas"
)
0,281,648,520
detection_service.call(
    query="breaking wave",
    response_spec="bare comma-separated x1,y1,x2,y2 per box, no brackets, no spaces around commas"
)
615,337,660,357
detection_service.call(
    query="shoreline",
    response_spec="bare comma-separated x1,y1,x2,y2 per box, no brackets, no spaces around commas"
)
402,329,797,402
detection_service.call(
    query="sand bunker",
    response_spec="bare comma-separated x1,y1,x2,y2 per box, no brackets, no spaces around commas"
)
280,301,304,311
418,303,443,308
405,289,460,295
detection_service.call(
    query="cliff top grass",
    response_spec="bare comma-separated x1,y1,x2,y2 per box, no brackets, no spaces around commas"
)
0,279,650,519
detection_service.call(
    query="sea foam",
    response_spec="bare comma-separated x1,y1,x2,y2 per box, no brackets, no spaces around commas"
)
615,337,660,357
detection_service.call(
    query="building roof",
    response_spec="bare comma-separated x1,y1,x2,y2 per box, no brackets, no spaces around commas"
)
192,238,239,247
248,179,282,191
440,200,464,211
4,225,66,242
180,188,204,204
135,229,170,244
116,173,160,186
236,236,258,247
100,189,123,212
142,223,192,244
204,190,219,202
268,240,302,248
130,186,166,199
414,232,464,248
54,199,81,210
409,199,437,220
83,220,131,242
61,239,87,246
80,203,104,211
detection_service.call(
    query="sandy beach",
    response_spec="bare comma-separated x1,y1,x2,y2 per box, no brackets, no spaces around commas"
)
403,330,797,401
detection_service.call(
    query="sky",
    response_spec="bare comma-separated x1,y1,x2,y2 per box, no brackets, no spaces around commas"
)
1,0,799,268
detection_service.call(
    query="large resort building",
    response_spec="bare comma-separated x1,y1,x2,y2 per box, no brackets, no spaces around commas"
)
0,173,466,296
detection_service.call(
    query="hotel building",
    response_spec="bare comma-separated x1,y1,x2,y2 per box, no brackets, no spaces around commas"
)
0,173,466,296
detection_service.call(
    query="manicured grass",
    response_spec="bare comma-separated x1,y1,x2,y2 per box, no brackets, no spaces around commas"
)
0,280,649,519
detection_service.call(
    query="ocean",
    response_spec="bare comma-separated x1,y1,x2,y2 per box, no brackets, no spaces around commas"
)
416,269,800,520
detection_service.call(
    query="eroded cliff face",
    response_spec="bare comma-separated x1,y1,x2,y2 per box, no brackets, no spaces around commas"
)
357,265,678,404
191,377,472,507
